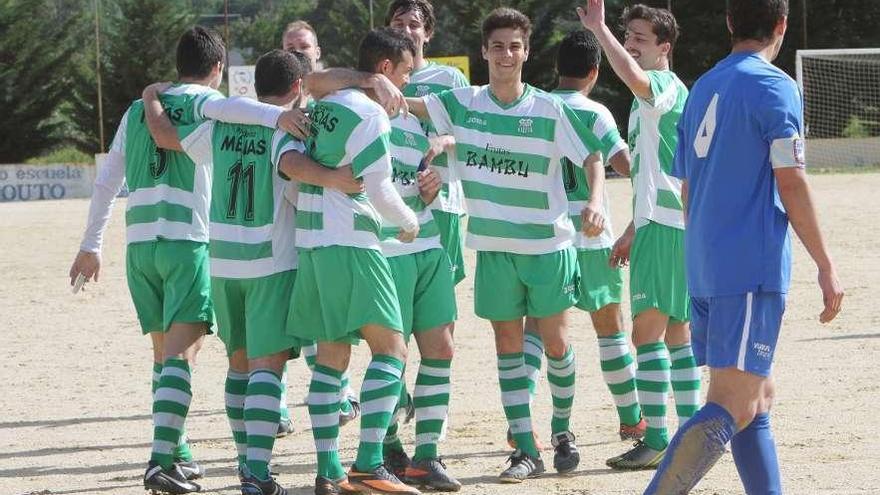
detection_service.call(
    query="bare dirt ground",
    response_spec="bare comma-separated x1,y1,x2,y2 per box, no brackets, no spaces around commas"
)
2,174,878,495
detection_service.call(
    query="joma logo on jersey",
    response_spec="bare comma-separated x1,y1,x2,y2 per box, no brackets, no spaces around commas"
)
518,118,533,134
416,85,431,96
466,114,487,127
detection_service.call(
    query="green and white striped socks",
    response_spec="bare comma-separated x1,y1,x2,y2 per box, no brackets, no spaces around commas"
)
244,370,282,480
547,346,576,434
636,343,671,451
669,343,701,427
308,365,345,480
413,358,452,461
498,352,539,458
356,355,404,472
225,369,249,469
304,342,354,417
598,333,642,426
151,358,193,469
152,362,193,463
523,331,544,397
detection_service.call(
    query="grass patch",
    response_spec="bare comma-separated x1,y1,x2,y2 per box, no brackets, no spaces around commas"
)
25,147,93,165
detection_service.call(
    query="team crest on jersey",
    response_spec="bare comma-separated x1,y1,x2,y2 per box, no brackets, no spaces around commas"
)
518,118,533,134
793,137,806,168
405,132,417,147
416,85,431,96
149,146,167,179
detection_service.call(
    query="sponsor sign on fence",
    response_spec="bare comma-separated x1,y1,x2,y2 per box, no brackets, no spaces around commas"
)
0,164,96,202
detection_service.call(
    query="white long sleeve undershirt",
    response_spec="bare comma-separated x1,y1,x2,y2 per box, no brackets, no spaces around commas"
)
363,172,419,233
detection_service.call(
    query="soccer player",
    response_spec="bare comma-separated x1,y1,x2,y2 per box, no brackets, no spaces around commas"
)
141,49,367,495
359,26,460,491
68,27,307,494
282,20,321,71
578,0,701,469
406,8,605,482
290,28,422,495
387,0,470,286
550,30,647,442
645,1,844,493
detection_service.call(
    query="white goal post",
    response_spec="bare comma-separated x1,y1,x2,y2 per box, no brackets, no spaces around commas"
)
795,48,880,169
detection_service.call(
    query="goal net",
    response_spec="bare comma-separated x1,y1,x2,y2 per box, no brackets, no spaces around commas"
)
796,48,880,169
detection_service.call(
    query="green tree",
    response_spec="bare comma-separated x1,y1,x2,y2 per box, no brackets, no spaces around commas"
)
0,0,86,162
68,0,195,153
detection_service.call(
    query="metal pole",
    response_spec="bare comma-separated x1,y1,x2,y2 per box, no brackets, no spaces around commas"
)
224,0,230,49
370,0,374,29
94,0,105,153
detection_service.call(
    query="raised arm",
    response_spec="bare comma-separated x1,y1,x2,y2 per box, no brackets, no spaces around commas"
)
277,150,363,194
142,83,183,151
578,0,652,100
774,167,843,323
405,97,430,122
305,69,406,115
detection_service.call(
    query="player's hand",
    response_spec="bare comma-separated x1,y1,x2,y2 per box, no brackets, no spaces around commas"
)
143,81,172,99
818,266,844,323
277,108,311,141
425,135,453,165
367,74,408,117
609,230,633,268
417,168,441,204
581,203,605,238
397,225,419,243
576,0,606,32
331,165,364,195
69,250,101,286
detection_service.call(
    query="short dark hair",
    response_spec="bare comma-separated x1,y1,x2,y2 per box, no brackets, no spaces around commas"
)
289,50,313,76
727,0,788,42
356,27,416,73
176,26,225,79
622,4,679,49
481,8,531,48
557,30,602,79
254,49,304,98
385,0,436,34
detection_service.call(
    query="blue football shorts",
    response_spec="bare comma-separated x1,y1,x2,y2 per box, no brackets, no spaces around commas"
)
690,291,786,377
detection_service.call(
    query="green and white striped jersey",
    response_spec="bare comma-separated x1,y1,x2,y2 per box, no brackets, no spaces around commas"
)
627,70,688,230
424,84,603,255
178,120,301,279
404,62,470,214
380,113,441,258
552,90,628,251
296,88,393,251
115,84,225,244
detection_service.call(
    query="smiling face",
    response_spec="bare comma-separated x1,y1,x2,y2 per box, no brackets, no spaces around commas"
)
389,7,431,59
623,19,669,70
379,49,415,90
482,27,529,84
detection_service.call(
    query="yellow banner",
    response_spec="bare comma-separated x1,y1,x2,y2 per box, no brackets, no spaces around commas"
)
427,55,471,81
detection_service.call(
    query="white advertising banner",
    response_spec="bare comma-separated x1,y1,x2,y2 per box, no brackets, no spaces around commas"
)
0,164,95,202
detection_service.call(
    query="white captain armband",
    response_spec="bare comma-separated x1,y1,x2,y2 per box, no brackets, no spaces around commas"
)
770,135,806,169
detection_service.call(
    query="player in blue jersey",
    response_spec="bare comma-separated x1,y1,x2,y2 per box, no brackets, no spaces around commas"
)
644,1,844,493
